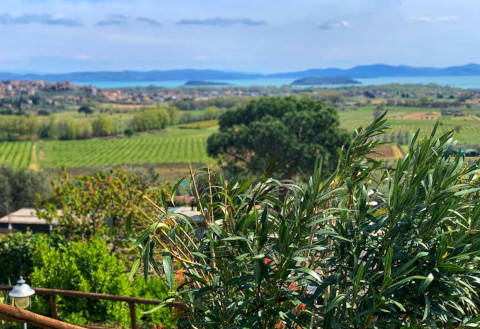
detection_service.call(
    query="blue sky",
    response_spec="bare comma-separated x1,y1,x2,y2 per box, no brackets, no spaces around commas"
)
0,0,478,73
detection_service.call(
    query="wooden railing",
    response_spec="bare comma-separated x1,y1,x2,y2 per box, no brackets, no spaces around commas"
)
0,286,187,329
0,302,84,329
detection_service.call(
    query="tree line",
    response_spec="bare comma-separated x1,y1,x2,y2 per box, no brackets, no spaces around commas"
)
0,106,181,142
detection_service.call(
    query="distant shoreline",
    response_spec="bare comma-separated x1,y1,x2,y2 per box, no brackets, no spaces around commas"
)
67,75,480,90
3,63,480,83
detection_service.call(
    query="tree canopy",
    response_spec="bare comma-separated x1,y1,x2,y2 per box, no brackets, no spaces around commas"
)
207,96,350,177
78,105,93,115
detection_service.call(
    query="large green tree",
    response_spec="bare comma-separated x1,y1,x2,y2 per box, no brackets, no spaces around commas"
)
207,96,350,177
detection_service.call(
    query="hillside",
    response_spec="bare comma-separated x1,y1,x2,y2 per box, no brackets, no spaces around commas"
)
3,64,480,82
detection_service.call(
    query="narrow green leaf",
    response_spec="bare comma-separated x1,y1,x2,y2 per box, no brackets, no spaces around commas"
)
383,246,393,287
418,273,434,294
143,238,150,280
162,252,174,290
454,188,480,196
326,294,346,312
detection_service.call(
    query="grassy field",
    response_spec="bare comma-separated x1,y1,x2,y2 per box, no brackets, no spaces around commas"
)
339,106,480,144
0,126,215,170
0,105,479,171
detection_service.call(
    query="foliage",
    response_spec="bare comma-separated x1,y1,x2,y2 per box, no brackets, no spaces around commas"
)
0,234,173,328
92,115,114,137
165,105,181,124
0,166,51,217
30,236,174,328
205,106,219,119
135,114,480,328
178,120,218,130
207,96,350,177
0,115,39,141
0,233,58,285
54,119,93,140
78,105,94,115
124,127,135,137
132,277,176,328
36,169,164,250
131,108,170,132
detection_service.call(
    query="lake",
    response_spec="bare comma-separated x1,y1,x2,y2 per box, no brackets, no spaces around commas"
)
72,76,480,89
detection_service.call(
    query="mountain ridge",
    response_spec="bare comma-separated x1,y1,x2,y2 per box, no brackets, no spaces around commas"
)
2,64,480,82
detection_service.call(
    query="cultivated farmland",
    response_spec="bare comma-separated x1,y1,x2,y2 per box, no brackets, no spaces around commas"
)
1,106,479,171
0,126,214,170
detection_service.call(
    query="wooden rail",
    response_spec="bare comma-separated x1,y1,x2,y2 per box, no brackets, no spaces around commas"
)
0,286,187,329
0,302,84,329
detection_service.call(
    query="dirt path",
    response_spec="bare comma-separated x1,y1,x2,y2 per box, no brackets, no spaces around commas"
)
28,143,39,171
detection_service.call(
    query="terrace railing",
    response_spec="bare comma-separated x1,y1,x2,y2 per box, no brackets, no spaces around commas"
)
0,285,187,329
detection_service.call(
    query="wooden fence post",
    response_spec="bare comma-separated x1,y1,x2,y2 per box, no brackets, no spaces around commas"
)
49,295,58,319
128,302,136,329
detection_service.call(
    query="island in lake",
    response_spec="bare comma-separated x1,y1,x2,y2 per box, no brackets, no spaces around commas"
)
184,80,232,86
291,77,361,86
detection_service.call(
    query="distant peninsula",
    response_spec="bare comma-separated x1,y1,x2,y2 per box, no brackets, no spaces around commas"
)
2,63,480,83
184,80,231,86
291,77,361,86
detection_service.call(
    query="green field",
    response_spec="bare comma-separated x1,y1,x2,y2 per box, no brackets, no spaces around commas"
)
0,126,215,170
0,106,479,170
339,106,480,144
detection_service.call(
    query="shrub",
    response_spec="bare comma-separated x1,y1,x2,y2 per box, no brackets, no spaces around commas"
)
37,169,166,250
131,108,170,132
0,166,51,217
0,233,53,285
124,127,135,137
30,237,131,326
132,278,176,328
92,115,114,137
135,114,480,328
1,234,173,328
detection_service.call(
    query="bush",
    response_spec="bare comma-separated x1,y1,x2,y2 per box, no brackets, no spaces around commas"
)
30,237,131,326
0,233,52,285
0,166,51,217
132,278,175,328
30,237,174,328
36,169,165,250
0,234,173,328
131,108,170,132
124,127,135,137
136,115,480,328
92,115,114,137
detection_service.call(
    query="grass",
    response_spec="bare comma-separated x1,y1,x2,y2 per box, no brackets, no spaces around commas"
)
339,106,480,144
0,126,215,170
178,120,218,129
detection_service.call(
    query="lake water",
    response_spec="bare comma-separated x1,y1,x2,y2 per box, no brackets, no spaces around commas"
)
72,76,480,89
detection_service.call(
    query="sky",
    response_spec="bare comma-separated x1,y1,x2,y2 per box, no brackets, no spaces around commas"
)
0,0,479,73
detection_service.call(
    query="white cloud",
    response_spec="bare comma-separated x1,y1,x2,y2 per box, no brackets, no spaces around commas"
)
0,13,82,26
409,16,457,23
317,20,350,30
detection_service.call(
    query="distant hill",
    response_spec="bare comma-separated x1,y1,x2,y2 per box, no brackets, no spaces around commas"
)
2,64,480,83
271,64,480,79
291,77,361,86
0,69,261,82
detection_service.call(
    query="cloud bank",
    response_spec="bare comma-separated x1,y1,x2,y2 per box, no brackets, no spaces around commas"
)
177,17,266,27
0,13,82,26
409,16,457,23
317,20,350,30
136,17,161,26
